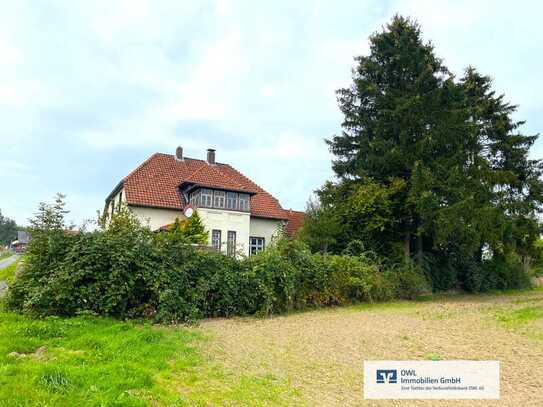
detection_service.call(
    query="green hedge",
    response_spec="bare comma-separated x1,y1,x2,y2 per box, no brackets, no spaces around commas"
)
6,210,430,322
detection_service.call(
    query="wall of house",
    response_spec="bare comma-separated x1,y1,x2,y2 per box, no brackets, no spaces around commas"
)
107,188,126,219
197,207,251,256
249,217,284,250
129,205,185,230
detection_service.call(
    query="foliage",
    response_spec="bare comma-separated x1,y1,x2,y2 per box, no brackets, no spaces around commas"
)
166,210,209,244
6,195,429,322
183,210,209,243
531,239,543,276
0,209,18,246
316,15,542,291
297,196,341,253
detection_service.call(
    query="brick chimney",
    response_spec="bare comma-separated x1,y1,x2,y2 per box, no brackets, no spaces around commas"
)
207,148,216,164
175,146,183,161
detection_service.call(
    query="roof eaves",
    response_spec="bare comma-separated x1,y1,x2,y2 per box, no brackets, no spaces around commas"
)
105,180,125,203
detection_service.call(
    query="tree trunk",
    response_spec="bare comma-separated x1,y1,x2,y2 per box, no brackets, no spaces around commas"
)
416,233,423,266
522,255,531,274
322,242,328,254
404,233,411,260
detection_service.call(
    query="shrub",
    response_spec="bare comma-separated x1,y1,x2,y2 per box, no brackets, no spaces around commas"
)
391,261,431,299
2,196,437,322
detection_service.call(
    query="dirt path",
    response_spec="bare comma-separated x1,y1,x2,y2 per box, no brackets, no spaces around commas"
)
200,291,543,406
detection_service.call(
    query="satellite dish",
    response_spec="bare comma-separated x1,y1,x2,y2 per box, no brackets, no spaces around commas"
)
184,207,194,218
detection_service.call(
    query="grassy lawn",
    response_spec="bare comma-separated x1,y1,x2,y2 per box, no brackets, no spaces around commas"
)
0,289,542,406
0,312,299,406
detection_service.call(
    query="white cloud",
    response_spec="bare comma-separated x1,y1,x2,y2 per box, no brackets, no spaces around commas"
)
215,0,232,16
0,34,23,67
261,85,276,97
1,0,541,224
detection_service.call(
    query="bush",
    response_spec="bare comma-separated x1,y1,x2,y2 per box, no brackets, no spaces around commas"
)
391,261,431,299
5,196,431,322
460,253,532,293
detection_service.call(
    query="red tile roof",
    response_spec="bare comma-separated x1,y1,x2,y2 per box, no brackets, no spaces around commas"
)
284,210,305,237
115,153,289,220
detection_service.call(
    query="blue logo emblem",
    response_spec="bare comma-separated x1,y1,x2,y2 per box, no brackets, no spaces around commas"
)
376,369,397,384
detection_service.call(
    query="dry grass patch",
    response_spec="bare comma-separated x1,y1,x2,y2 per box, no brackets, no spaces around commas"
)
201,290,543,406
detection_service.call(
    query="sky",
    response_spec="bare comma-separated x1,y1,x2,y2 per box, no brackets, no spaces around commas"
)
1,0,542,227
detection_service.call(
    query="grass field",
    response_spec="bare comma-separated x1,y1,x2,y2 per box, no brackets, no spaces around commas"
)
0,288,542,406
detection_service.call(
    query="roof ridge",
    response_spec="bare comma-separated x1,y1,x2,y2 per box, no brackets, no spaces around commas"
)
156,152,227,166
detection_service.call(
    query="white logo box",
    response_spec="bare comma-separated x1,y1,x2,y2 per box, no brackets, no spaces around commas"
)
364,361,500,399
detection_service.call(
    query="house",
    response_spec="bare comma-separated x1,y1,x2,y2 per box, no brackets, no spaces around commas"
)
10,231,30,253
105,147,304,256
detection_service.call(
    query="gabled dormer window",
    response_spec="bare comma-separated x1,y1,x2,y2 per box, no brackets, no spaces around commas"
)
188,188,251,212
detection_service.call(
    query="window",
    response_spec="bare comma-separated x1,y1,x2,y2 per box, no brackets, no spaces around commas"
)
212,229,221,251
227,231,236,256
201,189,213,207
190,190,200,206
111,200,115,215
118,192,123,208
249,237,265,255
226,192,238,210
239,194,250,211
191,188,248,211
213,190,226,208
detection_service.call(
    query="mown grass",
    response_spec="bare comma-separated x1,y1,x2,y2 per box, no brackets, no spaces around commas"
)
0,312,300,406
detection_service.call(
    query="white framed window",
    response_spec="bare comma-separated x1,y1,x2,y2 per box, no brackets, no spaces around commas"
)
226,192,238,210
189,190,200,206
239,194,250,211
214,190,226,208
212,229,221,251
249,236,265,255
201,189,213,207
227,231,236,256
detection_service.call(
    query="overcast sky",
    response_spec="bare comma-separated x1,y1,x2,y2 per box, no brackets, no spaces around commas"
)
1,0,542,226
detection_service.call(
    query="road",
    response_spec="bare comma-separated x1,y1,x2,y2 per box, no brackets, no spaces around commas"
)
0,254,18,270
0,254,19,295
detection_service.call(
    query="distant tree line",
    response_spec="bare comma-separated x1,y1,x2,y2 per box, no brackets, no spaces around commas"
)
299,16,542,291
0,209,19,246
